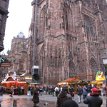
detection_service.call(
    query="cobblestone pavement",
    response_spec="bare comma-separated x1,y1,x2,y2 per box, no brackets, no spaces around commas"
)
0,94,106,107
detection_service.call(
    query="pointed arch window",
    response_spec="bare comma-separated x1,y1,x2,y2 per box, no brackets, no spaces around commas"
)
63,4,73,32
38,6,47,41
90,58,98,72
83,15,96,37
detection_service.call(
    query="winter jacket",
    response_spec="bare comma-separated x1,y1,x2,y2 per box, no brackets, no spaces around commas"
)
32,89,39,103
57,91,69,107
77,87,83,95
84,94,103,107
83,87,88,96
62,99,79,107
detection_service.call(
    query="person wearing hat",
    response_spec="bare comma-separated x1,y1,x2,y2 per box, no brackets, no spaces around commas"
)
84,87,103,107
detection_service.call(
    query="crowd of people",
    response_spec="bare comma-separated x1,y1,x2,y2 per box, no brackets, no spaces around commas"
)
0,85,25,96
56,84,104,107
0,83,106,107
30,84,105,107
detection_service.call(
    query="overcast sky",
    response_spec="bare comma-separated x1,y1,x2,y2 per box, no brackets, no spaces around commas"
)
2,0,107,54
3,0,32,54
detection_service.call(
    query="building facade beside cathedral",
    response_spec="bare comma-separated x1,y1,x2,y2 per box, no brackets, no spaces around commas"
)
8,32,28,76
29,0,107,84
0,0,10,81
0,0,10,52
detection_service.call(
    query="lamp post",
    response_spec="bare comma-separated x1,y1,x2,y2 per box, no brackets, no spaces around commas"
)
102,58,107,107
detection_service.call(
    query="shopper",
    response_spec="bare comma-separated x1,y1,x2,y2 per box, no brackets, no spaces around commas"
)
82,86,88,100
32,86,39,107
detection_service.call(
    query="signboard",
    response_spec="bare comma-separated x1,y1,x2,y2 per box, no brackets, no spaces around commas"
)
103,59,107,64
0,63,11,67
32,65,39,75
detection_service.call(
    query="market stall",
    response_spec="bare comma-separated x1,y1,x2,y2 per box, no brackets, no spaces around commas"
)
64,77,80,84
91,71,105,88
1,77,27,87
1,76,28,94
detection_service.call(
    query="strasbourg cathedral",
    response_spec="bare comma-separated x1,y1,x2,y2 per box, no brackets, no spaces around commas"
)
1,0,107,85
29,0,107,84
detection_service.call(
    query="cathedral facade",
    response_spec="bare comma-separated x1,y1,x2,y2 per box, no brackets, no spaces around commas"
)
30,0,107,84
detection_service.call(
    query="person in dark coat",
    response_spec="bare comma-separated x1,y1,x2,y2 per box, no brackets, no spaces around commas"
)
84,87,103,107
32,86,39,107
57,88,69,107
62,99,79,107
